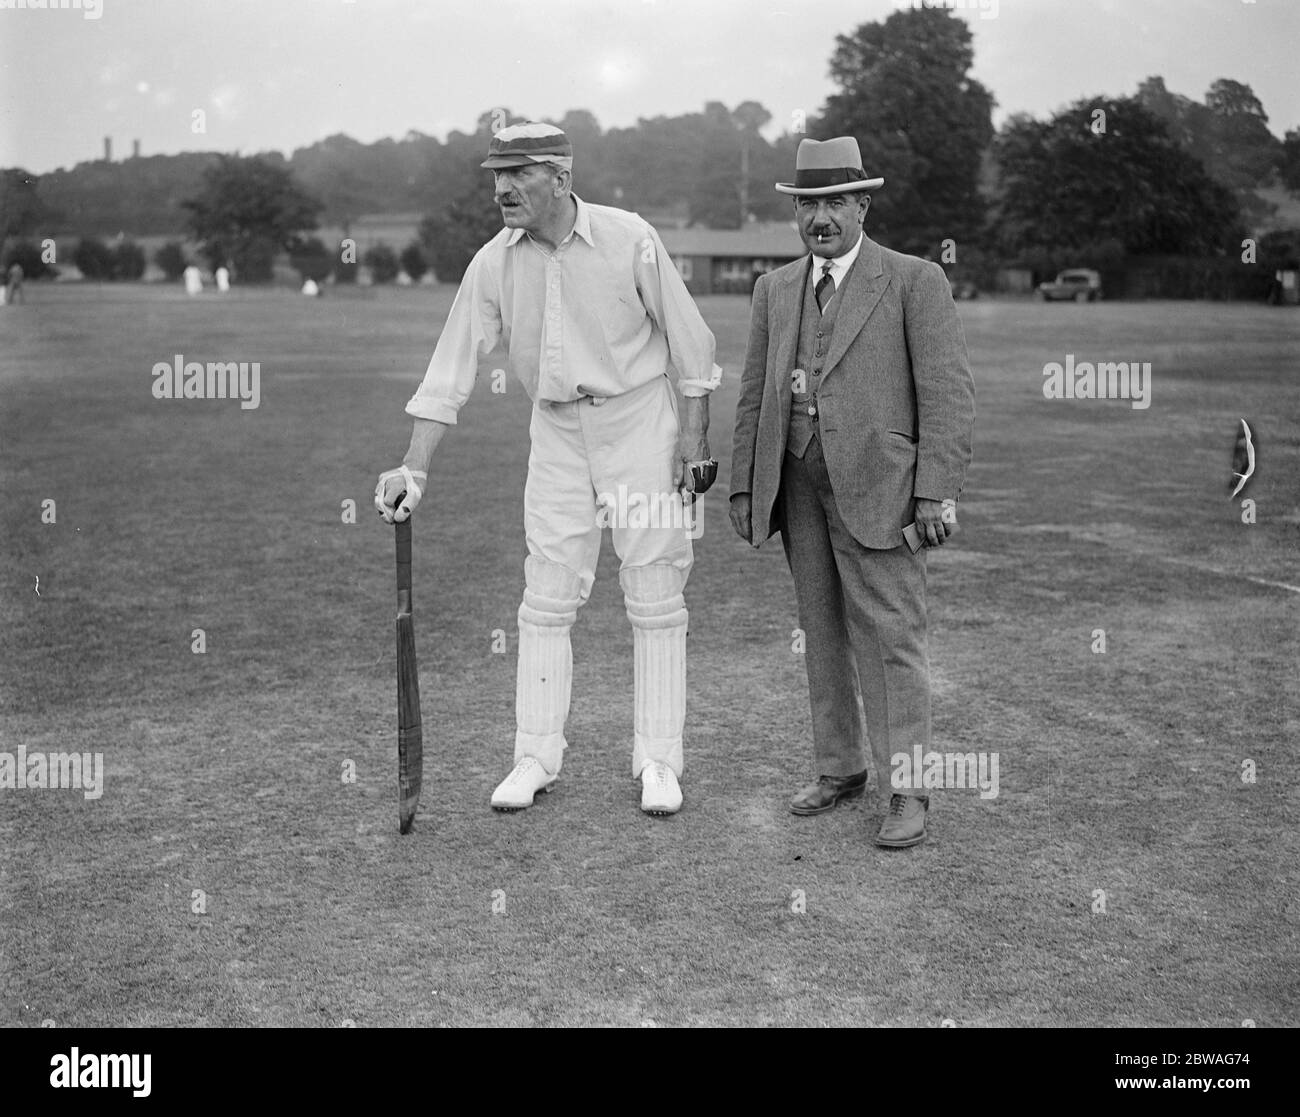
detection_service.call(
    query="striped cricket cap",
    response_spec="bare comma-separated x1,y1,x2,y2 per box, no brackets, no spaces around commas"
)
481,123,574,170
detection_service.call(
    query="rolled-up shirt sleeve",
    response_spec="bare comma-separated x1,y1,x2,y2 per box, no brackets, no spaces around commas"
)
636,225,721,397
405,250,502,425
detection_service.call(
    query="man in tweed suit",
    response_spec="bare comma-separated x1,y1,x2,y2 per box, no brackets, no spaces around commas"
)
729,137,975,848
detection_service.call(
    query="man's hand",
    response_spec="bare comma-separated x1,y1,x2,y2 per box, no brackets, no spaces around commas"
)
729,493,753,545
913,497,955,547
375,418,449,524
673,395,710,496
375,466,427,524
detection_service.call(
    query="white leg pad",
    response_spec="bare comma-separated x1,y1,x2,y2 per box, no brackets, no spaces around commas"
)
515,557,583,775
620,564,688,778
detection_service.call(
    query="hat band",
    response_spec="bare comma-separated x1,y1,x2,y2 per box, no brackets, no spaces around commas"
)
487,134,573,159
793,167,867,189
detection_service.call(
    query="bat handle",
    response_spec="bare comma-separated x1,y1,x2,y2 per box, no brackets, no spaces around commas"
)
395,496,412,599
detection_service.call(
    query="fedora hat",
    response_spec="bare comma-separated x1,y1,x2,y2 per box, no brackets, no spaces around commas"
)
775,137,884,195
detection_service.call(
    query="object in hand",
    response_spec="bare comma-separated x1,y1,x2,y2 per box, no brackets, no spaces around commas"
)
687,459,718,495
393,497,423,834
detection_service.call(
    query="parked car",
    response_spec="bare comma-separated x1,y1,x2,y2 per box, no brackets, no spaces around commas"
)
1037,268,1103,302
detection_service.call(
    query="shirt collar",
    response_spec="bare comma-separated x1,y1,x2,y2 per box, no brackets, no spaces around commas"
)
505,193,594,249
815,231,863,284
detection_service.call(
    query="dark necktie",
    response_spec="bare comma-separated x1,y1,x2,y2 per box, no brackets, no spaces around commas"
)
815,261,834,312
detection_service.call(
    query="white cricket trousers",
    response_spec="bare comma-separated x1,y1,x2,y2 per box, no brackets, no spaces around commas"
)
514,374,694,778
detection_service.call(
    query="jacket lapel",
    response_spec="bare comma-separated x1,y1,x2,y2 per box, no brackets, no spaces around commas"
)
821,236,888,380
770,256,812,408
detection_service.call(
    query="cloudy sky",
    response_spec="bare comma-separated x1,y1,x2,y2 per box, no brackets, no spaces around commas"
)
1,0,1296,173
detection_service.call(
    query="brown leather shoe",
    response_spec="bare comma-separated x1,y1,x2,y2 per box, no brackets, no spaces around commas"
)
875,793,929,847
790,770,868,815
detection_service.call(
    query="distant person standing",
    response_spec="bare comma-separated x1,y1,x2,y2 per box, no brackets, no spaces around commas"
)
5,262,25,305
1265,268,1283,306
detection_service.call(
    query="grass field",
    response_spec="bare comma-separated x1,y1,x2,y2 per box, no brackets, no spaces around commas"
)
2,282,1297,1028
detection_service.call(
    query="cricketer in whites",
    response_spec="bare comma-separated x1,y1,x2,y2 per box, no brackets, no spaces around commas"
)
376,123,720,816
730,137,976,849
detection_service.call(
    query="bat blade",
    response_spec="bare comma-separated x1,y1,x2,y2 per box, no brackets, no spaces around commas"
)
395,511,423,834
396,612,423,834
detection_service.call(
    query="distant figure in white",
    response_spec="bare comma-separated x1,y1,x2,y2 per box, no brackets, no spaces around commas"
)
183,266,203,296
4,262,25,305
302,278,320,297
215,266,230,293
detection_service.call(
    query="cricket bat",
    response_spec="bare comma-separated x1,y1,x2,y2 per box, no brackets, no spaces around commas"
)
394,501,423,834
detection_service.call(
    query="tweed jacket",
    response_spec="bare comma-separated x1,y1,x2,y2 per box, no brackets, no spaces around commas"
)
730,235,975,548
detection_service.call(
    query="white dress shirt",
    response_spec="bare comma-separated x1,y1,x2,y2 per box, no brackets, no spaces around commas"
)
407,195,721,424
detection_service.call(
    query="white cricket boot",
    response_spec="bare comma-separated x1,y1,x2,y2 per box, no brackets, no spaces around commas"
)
640,760,683,816
491,756,557,812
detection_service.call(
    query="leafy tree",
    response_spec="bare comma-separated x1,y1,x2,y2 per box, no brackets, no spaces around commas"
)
399,240,428,283
1281,129,1300,195
687,102,784,228
35,153,218,237
154,241,188,280
990,97,1242,259
289,237,333,282
73,236,115,279
2,239,55,280
603,114,699,216
333,252,358,284
182,154,321,282
818,7,995,253
0,168,45,240
1200,79,1280,225
419,179,502,282
689,102,746,228
289,133,382,228
1136,76,1281,224
1203,80,1278,180
113,240,146,280
363,242,399,284
1135,76,1202,150
1258,228,1300,269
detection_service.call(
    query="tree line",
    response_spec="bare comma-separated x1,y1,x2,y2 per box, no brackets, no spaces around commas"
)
3,8,1297,288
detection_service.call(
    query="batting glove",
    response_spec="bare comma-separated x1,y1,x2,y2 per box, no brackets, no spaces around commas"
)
375,465,428,524
685,458,718,495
